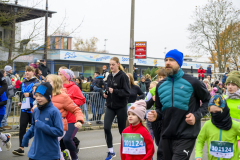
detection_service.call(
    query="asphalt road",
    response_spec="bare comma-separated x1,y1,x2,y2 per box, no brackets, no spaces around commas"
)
0,124,208,160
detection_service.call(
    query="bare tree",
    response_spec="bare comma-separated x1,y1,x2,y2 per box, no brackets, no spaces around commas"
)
0,1,83,67
74,37,99,52
188,0,240,73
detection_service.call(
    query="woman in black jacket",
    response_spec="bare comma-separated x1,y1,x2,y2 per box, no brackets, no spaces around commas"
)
126,73,145,103
103,57,130,159
145,74,151,92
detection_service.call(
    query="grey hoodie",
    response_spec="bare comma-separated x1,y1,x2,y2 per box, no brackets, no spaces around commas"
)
6,73,15,99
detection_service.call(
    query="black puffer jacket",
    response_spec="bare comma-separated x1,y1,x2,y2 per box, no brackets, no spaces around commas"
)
38,63,50,77
145,78,151,92
105,70,130,109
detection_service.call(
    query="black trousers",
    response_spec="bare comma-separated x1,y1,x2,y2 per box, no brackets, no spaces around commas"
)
162,138,196,160
104,106,127,148
19,111,32,147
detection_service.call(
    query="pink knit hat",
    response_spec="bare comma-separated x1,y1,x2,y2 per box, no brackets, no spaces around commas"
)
60,69,74,81
127,100,146,121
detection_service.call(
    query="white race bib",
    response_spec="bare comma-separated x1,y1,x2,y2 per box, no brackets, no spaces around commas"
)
210,141,234,158
122,133,146,155
21,97,31,109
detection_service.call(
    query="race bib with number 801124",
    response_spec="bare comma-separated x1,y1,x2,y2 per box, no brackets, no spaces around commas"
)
209,141,234,158
122,133,146,155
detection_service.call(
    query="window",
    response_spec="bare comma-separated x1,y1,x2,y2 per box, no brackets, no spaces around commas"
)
14,62,29,76
83,66,95,78
64,38,68,49
59,37,61,49
50,37,56,49
0,31,2,46
70,65,82,73
54,64,68,74
96,66,103,74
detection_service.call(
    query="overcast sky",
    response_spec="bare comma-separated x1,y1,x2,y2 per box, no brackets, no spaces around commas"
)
14,0,240,59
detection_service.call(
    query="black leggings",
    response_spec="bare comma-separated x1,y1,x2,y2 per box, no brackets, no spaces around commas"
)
19,111,32,147
104,106,127,148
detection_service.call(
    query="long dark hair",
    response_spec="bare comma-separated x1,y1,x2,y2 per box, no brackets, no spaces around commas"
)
76,77,82,90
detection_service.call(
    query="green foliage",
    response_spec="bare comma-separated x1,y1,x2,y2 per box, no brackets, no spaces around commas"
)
143,67,159,80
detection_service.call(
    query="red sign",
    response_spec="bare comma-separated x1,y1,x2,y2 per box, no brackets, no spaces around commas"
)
135,42,147,59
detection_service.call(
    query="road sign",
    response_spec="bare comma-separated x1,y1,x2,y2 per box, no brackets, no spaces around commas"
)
135,41,146,59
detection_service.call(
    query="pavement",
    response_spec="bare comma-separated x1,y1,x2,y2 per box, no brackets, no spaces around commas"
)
0,122,209,160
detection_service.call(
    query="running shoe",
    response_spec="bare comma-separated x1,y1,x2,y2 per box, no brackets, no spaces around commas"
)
63,149,72,160
2,133,11,150
105,152,116,160
12,148,25,156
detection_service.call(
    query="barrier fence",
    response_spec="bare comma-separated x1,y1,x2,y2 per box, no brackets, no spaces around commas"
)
10,91,107,129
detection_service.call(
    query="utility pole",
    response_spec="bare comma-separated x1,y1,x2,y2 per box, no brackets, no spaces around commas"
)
44,0,48,61
104,39,108,53
129,0,135,75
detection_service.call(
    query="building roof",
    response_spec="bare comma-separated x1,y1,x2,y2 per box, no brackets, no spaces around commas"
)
0,2,57,24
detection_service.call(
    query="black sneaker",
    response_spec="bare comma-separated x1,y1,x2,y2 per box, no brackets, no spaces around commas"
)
96,121,103,124
12,148,25,156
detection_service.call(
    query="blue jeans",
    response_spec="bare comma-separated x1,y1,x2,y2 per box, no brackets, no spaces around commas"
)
1,99,12,127
82,103,89,122
0,115,4,127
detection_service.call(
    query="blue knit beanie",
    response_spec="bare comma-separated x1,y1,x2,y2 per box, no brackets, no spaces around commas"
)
165,49,183,67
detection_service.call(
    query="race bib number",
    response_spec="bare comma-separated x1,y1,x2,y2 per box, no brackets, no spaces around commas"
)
122,133,146,155
210,141,234,158
21,97,31,109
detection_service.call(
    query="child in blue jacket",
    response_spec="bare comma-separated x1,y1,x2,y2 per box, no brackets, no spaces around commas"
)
0,87,11,150
22,82,64,160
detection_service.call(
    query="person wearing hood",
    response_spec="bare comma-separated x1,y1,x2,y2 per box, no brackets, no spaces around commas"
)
147,49,211,160
207,65,212,79
80,76,90,92
12,66,39,156
1,65,15,130
195,95,240,160
222,72,228,84
223,71,240,152
58,69,86,160
21,82,64,160
198,66,205,81
38,59,50,77
30,58,39,69
90,72,105,124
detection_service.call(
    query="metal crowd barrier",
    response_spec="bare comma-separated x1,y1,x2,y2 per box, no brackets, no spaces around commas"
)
12,91,21,129
80,92,106,123
10,91,106,128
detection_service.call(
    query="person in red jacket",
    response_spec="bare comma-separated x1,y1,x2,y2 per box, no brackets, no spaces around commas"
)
121,100,154,160
198,66,205,81
58,69,86,160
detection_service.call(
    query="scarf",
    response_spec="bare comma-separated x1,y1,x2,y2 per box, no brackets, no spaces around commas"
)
226,89,240,99
211,105,232,130
37,102,49,111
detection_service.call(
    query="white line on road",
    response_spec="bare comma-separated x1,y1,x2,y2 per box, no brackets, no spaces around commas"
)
79,143,121,150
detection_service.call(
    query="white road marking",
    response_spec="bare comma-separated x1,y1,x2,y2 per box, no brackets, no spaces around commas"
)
79,143,121,150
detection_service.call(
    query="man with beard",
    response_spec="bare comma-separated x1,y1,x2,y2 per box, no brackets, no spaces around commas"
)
147,49,210,160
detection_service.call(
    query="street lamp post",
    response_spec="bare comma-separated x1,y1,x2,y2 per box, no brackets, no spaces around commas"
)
44,0,48,61
104,39,108,53
129,0,135,75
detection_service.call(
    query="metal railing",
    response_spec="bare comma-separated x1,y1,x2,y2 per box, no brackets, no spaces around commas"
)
9,91,106,129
